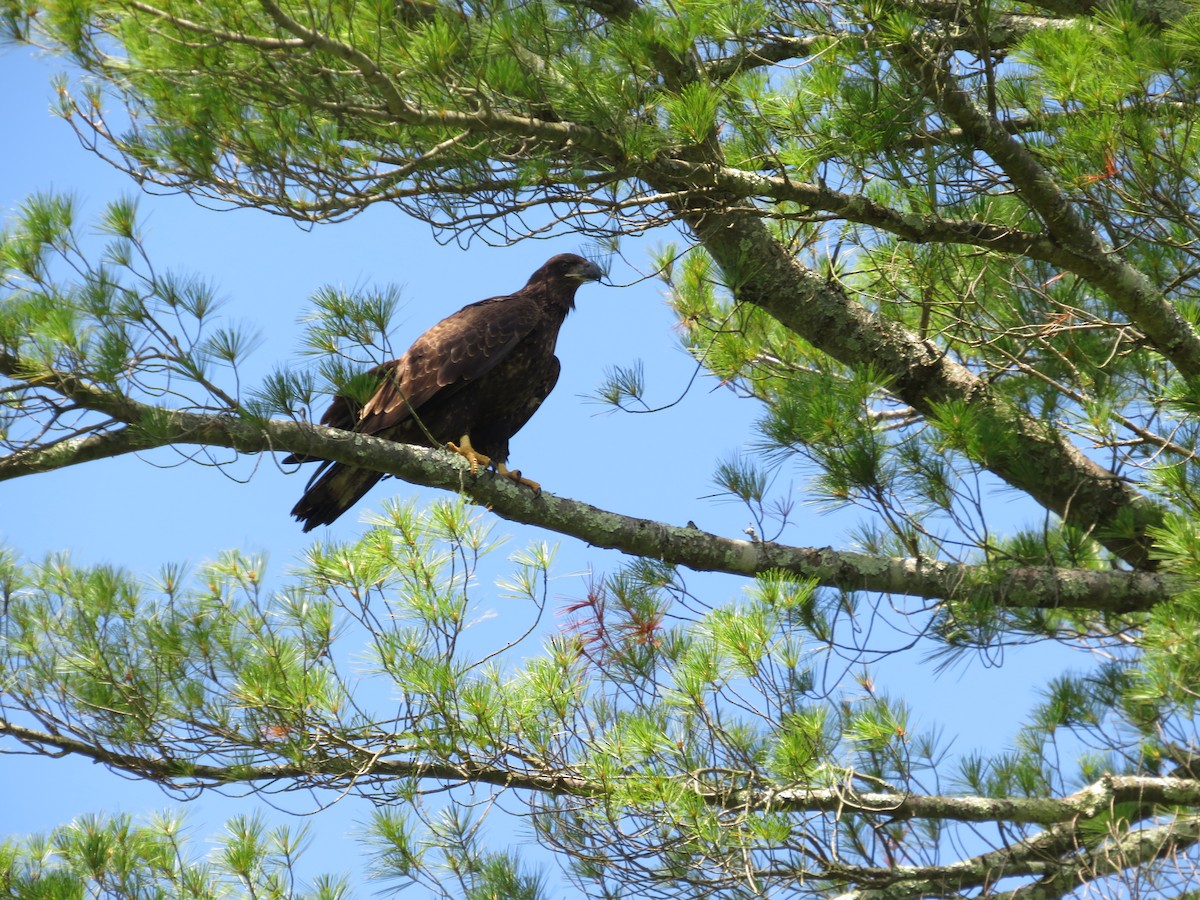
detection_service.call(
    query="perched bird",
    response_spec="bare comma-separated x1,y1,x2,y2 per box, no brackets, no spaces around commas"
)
287,253,605,531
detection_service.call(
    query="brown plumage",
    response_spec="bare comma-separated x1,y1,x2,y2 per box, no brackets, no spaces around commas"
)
288,253,604,531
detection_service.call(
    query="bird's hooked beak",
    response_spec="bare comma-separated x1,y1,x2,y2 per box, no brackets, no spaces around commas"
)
573,259,606,283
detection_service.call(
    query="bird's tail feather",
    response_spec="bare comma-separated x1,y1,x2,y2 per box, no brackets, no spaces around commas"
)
291,463,386,532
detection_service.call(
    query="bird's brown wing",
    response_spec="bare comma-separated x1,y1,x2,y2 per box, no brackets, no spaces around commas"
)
353,294,542,436
284,294,541,467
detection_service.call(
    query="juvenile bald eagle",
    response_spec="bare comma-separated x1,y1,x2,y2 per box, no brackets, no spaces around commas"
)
288,253,604,531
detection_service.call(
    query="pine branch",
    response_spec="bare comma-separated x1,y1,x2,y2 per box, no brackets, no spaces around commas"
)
111,1,621,157
894,41,1200,382
703,12,1075,83
1001,816,1200,900
0,718,604,796
652,156,1070,259
1019,0,1190,29
825,822,1080,899
6,717,1199,825
0,351,1177,611
657,201,1164,568
627,7,1169,571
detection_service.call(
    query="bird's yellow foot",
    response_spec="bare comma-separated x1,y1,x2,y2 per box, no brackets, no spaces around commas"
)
447,435,491,475
496,463,541,494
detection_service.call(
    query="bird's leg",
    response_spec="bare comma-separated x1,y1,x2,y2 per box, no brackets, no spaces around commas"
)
447,437,540,492
495,463,541,494
447,435,491,475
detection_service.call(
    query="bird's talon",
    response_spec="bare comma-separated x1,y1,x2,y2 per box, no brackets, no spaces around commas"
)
497,463,541,493
448,436,491,476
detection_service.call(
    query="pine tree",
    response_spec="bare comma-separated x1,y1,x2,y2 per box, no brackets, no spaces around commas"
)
5,0,1200,896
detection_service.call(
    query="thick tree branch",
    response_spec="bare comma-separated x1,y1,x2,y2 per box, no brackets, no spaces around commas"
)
655,200,1164,568
1003,815,1200,900
652,157,1078,261
827,821,1082,899
0,352,1178,610
0,425,144,475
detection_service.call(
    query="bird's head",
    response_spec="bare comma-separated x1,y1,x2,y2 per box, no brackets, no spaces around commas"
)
533,253,606,286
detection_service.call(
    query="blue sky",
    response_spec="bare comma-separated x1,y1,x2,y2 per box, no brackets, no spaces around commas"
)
1,39,1073,896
